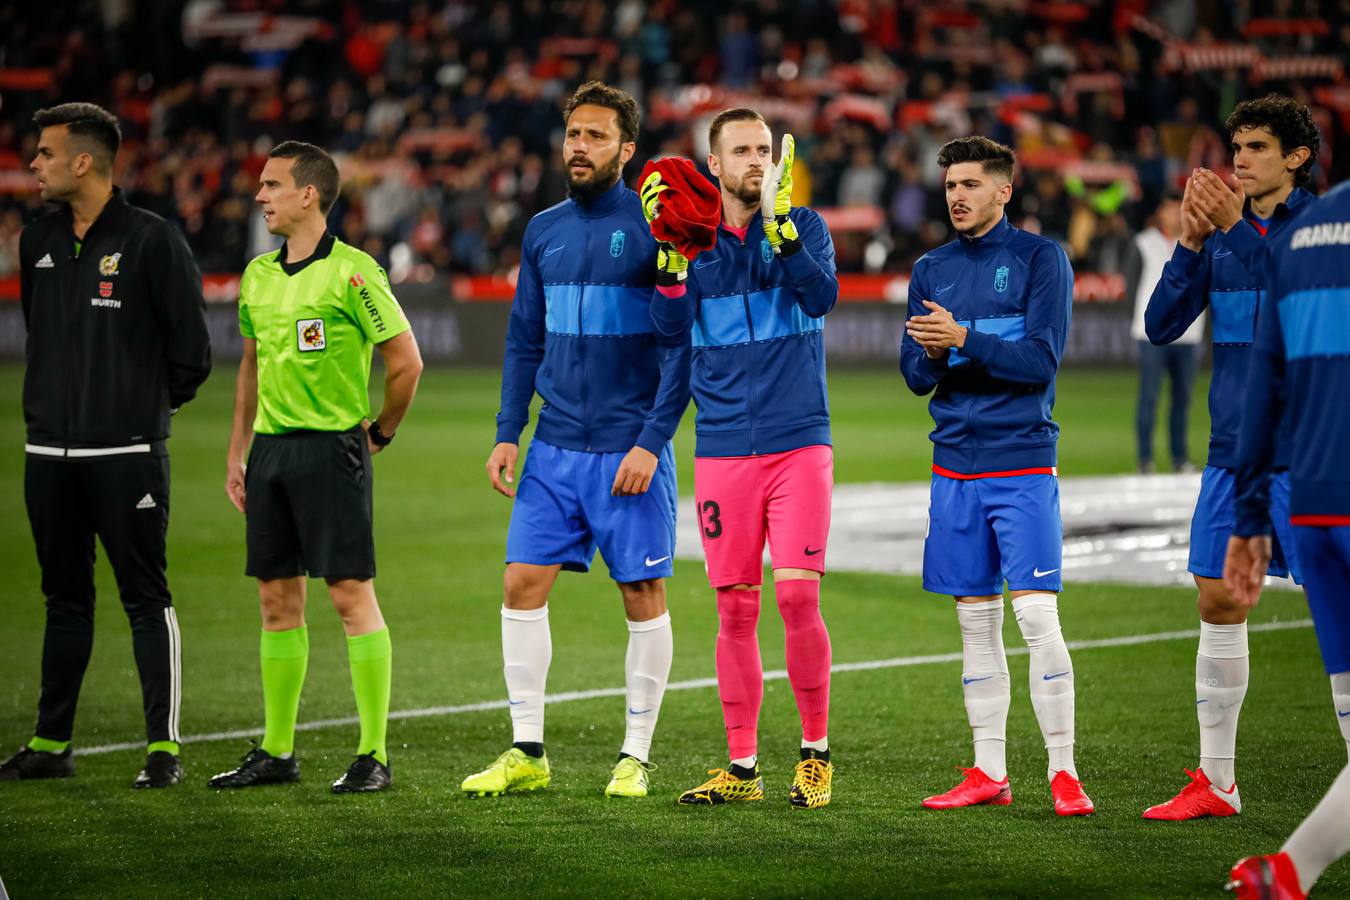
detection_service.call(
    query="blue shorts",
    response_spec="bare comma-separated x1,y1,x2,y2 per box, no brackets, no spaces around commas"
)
1293,525,1350,675
923,473,1063,596
505,439,677,583
1189,466,1300,583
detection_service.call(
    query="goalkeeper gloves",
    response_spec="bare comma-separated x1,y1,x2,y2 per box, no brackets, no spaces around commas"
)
759,133,802,257
641,170,689,287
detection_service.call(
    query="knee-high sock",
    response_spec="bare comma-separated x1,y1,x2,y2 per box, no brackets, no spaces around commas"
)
716,587,763,761
1197,620,1248,789
502,605,551,744
1332,671,1350,762
775,580,831,746
621,612,673,762
347,627,392,764
1013,593,1077,779
958,599,1010,781
260,626,308,758
1283,762,1350,895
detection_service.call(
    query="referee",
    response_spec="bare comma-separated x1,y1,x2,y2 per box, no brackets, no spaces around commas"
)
208,142,422,794
0,103,211,789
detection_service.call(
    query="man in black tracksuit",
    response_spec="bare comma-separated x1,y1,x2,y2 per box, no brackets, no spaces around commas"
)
0,103,210,788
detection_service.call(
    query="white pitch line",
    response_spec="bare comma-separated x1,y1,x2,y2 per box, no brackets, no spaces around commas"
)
73,618,1314,757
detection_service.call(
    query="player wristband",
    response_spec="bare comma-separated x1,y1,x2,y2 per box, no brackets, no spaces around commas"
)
368,420,394,447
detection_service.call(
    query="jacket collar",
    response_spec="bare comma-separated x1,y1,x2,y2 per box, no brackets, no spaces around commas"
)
58,185,129,238
1244,186,1316,223
570,178,628,218
957,214,1013,253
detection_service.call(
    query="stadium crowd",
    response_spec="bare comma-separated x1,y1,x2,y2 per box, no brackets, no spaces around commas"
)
0,0,1347,282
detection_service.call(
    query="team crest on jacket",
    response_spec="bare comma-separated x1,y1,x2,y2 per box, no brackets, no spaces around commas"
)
99,252,122,276
296,318,326,351
994,265,1009,293
610,229,625,258
98,281,113,298
761,238,774,263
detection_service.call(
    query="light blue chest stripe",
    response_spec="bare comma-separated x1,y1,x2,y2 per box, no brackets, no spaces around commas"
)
544,284,654,336
1210,289,1260,345
692,287,823,348
948,315,1026,368
1280,287,1350,360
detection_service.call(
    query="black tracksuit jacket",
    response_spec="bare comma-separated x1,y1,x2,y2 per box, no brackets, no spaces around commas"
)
20,188,211,450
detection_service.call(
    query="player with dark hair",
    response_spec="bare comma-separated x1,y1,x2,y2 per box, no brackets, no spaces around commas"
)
208,140,423,794
649,108,840,809
1223,179,1350,900
0,102,210,789
1142,93,1319,821
901,136,1094,816
463,81,688,800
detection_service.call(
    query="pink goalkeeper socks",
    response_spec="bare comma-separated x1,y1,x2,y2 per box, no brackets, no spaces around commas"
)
716,587,764,760
776,579,832,743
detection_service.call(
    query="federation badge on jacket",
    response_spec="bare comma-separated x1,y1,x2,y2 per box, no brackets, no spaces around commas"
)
296,318,326,351
99,252,122,277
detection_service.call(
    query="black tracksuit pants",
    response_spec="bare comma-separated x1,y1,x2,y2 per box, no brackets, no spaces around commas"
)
24,453,180,746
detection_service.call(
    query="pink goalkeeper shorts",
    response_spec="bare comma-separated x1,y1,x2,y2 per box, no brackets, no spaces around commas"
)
693,445,833,588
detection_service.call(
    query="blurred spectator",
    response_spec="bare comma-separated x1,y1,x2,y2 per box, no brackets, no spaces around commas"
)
1128,193,1204,474
0,1,1345,281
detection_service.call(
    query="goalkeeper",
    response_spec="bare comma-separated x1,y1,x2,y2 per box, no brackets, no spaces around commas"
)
645,109,841,809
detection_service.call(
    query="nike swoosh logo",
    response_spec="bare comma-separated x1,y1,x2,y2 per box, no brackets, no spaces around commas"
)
544,245,566,256
645,556,670,567
628,708,651,716
804,547,824,556
1033,567,1059,577
935,283,955,295
962,675,993,685
1196,699,1209,705
1340,710,1350,718
1213,248,1232,259
509,699,526,705
1042,671,1070,681
694,256,720,269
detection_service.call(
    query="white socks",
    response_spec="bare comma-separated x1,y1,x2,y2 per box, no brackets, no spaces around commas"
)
1283,762,1350,894
802,737,829,752
1196,621,1248,796
621,613,673,762
502,605,552,744
1332,671,1350,762
1013,593,1077,780
957,599,1011,781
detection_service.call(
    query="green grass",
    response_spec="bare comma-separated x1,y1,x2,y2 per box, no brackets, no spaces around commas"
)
1,364,1344,899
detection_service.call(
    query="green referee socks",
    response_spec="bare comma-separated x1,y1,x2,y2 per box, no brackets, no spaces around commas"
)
347,628,392,765
259,626,309,758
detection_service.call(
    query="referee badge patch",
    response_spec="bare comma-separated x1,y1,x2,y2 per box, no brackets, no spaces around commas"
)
296,318,326,351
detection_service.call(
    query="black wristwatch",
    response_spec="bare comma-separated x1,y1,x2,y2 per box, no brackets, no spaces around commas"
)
368,420,394,447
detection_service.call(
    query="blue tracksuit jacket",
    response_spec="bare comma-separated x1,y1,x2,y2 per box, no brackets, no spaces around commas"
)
496,180,690,454
1236,180,1350,533
900,216,1073,474
1145,187,1316,470
650,207,838,457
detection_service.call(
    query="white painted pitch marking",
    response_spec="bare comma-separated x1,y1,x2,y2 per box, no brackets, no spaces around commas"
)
73,619,1313,757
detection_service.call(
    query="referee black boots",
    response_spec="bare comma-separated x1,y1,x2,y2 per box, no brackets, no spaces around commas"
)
207,742,301,789
0,746,75,780
331,752,392,793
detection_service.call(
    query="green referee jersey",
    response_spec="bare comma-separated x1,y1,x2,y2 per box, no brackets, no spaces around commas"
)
239,233,410,434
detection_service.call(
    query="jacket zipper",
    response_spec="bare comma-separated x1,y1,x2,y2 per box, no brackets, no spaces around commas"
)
579,221,591,450
741,231,758,454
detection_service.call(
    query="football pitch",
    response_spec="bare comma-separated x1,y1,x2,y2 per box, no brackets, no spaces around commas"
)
0,364,1345,899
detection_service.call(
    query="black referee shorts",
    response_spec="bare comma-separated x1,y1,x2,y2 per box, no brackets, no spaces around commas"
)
245,426,376,581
